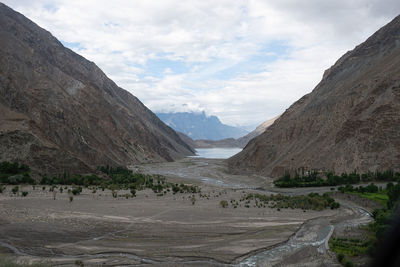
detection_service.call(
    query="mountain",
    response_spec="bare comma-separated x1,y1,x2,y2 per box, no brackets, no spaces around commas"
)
236,115,279,148
0,3,194,176
228,15,400,177
185,115,279,148
156,111,248,140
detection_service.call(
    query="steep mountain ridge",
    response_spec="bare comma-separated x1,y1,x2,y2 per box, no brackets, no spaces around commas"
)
0,3,194,175
228,15,400,177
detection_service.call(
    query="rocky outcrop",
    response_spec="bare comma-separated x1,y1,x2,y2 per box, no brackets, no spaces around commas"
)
0,3,194,176
228,15,400,177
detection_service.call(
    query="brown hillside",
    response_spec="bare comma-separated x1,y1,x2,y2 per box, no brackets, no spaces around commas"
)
228,15,400,177
0,3,194,176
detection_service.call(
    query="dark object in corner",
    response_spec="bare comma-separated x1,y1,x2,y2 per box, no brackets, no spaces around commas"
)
370,205,400,267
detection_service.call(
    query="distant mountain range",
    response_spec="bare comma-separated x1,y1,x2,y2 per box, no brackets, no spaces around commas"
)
228,15,400,177
156,112,248,140
178,115,279,149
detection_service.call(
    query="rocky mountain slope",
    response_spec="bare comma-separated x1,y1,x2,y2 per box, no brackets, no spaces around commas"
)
0,3,194,176
228,15,400,177
183,115,279,148
236,116,279,148
156,111,248,140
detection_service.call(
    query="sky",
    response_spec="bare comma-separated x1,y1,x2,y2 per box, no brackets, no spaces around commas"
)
4,0,400,128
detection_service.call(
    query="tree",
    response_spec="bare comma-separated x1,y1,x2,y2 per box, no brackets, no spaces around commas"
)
130,188,136,197
220,200,228,208
11,185,19,195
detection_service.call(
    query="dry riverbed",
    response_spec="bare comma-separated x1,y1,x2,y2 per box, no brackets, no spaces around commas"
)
0,158,371,266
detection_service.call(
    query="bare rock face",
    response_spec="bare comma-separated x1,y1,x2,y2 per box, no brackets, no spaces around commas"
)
0,3,194,176
228,15,400,177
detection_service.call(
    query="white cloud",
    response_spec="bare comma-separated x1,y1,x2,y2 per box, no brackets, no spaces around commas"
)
3,0,400,125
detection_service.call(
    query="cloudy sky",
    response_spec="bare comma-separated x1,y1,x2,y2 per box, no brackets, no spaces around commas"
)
4,0,400,128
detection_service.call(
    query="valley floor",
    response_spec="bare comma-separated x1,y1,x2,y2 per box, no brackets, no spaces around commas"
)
0,158,374,266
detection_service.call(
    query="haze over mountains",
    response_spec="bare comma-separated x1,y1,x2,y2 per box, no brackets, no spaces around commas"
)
228,15,400,177
0,3,193,176
181,115,279,149
156,111,248,140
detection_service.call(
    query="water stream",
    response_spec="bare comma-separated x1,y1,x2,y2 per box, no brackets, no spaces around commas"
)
237,205,372,266
0,201,373,266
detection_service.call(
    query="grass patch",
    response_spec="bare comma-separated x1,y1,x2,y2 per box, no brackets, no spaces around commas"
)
350,191,389,206
329,236,373,257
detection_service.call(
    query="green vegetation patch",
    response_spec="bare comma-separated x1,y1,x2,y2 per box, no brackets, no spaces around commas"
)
338,183,392,206
0,161,200,197
351,192,389,206
231,192,340,211
39,165,200,195
274,169,399,188
329,182,400,265
329,236,373,256
0,162,34,184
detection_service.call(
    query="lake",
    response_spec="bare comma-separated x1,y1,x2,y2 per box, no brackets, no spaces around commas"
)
190,147,242,159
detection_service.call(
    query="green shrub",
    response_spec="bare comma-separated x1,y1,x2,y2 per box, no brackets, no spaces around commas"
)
130,188,136,197
74,259,84,266
12,185,19,194
71,186,82,195
22,191,28,197
330,202,340,209
337,253,344,263
220,200,228,208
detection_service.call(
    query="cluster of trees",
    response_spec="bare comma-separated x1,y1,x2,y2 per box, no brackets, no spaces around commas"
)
239,192,340,211
0,161,34,184
172,183,199,194
363,183,400,257
338,183,380,194
274,169,400,188
332,182,400,264
41,167,200,195
337,182,400,210
0,162,200,196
